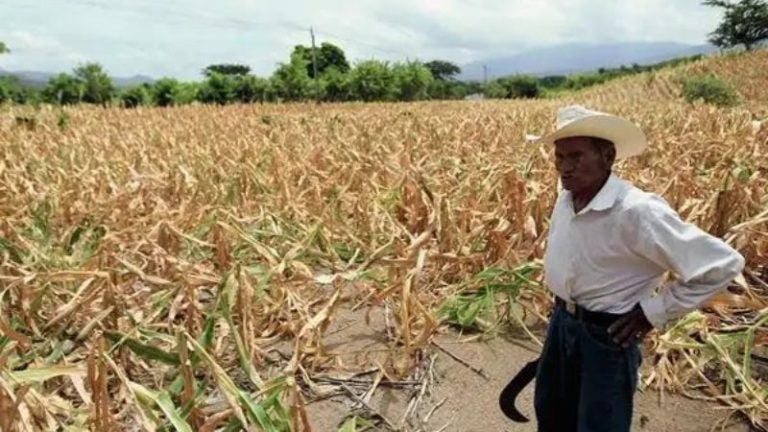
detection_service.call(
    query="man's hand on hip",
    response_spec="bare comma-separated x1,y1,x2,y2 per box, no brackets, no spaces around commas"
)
607,304,653,348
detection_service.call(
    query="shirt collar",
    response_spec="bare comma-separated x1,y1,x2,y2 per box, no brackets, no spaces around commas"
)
565,173,624,216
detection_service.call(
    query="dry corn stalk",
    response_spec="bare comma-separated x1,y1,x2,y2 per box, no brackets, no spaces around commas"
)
0,49,766,429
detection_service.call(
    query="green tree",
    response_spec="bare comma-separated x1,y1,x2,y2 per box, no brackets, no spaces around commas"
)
235,75,271,103
176,82,200,105
424,60,461,81
271,52,313,101
427,80,450,99
203,64,251,77
681,74,740,106
43,73,84,105
393,61,434,101
198,72,237,104
498,75,540,99
73,63,115,105
319,43,350,74
0,45,38,104
347,60,396,102
152,78,183,107
320,67,350,102
120,85,151,108
704,0,768,50
427,80,473,100
450,81,473,99
0,76,28,104
483,81,507,99
293,42,350,78
564,73,607,90
539,75,568,89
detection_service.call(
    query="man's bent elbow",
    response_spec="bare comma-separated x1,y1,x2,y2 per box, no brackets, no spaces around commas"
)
728,252,746,282
712,250,746,293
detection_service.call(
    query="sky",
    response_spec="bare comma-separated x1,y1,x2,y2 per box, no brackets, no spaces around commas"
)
0,0,723,80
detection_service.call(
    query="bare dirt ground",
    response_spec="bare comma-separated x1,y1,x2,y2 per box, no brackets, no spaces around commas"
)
302,306,752,432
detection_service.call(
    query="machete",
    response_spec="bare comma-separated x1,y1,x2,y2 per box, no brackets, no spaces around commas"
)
498,359,539,423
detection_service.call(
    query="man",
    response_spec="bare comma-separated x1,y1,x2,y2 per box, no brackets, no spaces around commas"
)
518,105,745,432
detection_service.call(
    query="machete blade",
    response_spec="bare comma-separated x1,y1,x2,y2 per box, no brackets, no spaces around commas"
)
498,359,539,423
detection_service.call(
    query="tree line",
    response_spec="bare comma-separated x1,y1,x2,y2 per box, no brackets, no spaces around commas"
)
0,44,707,107
1,0,765,106
0,43,487,106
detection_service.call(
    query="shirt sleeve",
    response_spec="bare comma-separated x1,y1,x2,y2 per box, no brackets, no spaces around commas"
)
627,195,745,329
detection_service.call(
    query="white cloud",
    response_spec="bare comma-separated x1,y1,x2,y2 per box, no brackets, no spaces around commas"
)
0,0,723,78
0,29,87,71
8,30,64,53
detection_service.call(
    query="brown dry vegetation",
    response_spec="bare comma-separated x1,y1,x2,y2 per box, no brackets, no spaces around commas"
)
0,51,767,431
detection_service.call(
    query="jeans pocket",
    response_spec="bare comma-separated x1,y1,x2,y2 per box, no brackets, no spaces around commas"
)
581,322,624,353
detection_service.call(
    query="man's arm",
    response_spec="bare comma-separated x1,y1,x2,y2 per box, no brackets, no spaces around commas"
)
608,194,744,347
632,194,745,328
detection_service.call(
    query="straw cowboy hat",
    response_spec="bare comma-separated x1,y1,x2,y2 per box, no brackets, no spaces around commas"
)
527,105,648,159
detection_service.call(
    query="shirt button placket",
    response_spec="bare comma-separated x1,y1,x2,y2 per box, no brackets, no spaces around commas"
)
565,216,576,302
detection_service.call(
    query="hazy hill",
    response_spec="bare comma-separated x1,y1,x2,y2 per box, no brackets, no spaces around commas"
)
0,69,155,89
459,42,717,80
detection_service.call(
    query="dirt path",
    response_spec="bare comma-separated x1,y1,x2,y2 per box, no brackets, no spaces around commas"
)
303,307,750,432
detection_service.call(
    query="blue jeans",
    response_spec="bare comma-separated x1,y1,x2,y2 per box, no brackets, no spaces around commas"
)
534,306,642,432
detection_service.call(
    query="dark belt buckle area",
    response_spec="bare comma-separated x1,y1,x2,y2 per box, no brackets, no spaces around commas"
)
564,299,577,316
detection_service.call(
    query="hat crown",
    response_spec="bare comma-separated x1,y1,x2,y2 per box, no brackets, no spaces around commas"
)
530,104,647,159
555,105,603,129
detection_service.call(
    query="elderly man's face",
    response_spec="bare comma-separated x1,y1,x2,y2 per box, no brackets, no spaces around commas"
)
554,137,612,194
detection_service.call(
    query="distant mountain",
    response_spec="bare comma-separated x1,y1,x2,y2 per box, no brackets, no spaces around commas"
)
458,42,718,81
0,69,155,89
0,70,53,88
114,74,155,88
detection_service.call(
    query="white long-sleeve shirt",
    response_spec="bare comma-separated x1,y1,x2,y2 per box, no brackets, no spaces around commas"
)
543,173,745,328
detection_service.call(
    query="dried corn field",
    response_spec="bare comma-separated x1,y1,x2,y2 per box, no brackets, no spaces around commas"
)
1,51,767,431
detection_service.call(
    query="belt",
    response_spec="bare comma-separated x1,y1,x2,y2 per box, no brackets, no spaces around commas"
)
555,296,623,327
499,297,629,424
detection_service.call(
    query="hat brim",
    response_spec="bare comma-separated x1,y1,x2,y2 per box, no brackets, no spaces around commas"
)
531,115,647,159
